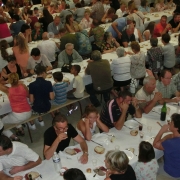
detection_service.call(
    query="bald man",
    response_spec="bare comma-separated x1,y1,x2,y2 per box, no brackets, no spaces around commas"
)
37,32,59,64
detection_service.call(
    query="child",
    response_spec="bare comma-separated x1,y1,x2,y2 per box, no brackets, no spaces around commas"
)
76,105,108,140
134,141,159,180
67,65,84,99
52,72,68,105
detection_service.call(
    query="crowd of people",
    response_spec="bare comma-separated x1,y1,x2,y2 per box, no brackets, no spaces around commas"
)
0,0,180,179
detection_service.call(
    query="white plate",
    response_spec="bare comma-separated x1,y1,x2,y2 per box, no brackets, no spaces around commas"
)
123,150,134,160
152,106,171,115
124,120,139,129
64,146,81,155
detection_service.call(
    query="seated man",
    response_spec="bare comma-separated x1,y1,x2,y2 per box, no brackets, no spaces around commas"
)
135,76,163,114
27,48,52,75
100,91,142,132
168,13,180,33
153,113,180,179
156,70,180,102
0,135,41,179
120,25,135,47
44,113,88,164
58,43,83,68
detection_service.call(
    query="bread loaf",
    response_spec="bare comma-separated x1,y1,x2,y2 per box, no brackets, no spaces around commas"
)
25,171,40,180
130,130,138,136
86,168,91,173
65,148,76,155
94,146,105,154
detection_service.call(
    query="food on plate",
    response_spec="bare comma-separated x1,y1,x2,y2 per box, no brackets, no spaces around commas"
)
99,166,107,171
127,148,135,153
86,168,91,173
94,168,106,176
46,74,52,78
74,148,81,153
63,77,69,82
154,14,159,17
130,130,138,136
94,146,105,154
65,148,76,155
25,171,40,180
27,78,32,82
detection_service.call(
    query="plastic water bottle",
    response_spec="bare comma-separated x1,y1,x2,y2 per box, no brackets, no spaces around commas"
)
53,152,62,173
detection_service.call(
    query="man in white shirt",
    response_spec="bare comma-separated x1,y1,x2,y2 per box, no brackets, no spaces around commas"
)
27,48,52,75
37,32,59,64
116,2,127,18
0,135,41,180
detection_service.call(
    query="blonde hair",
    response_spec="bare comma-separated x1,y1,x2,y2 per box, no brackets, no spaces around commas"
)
16,35,28,54
34,22,41,28
105,150,129,173
8,73,19,86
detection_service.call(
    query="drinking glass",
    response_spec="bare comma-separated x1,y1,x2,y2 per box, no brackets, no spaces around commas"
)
92,159,97,167
147,126,152,135
114,145,120,150
139,132,144,139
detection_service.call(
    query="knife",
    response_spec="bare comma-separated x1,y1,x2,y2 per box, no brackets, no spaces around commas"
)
91,140,103,147
133,118,143,125
123,124,132,129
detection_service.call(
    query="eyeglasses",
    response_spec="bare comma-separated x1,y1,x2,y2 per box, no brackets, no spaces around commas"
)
55,125,68,131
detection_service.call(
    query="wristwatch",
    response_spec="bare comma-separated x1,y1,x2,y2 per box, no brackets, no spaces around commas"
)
83,151,89,156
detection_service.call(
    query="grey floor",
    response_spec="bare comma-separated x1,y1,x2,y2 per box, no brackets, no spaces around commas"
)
17,96,173,180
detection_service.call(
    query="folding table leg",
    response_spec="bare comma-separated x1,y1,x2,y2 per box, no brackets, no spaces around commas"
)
78,101,82,116
26,123,33,143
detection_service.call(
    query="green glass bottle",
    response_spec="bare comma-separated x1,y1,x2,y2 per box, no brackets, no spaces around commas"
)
160,103,167,121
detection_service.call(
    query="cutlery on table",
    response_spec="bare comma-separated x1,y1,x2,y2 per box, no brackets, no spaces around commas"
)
93,169,99,177
126,148,137,156
123,125,132,129
157,122,162,127
152,110,160,115
104,133,115,137
91,140,103,147
132,118,142,125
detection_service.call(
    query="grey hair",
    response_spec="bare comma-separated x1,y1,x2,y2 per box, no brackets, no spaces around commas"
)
91,50,102,61
126,14,134,21
116,47,125,57
65,43,74,49
143,76,155,85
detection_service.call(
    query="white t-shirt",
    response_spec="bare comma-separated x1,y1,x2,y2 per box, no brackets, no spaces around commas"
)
116,9,126,18
111,56,131,81
27,54,52,70
73,75,84,98
37,40,59,63
0,142,39,172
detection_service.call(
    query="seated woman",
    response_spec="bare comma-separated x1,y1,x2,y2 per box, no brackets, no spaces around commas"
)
104,150,136,180
48,3,59,14
76,105,108,140
0,17,13,43
20,24,32,43
31,22,43,41
1,55,27,81
0,40,8,73
101,32,120,54
138,0,151,14
155,0,168,11
166,0,176,9
132,20,143,42
111,47,131,92
12,34,29,73
79,9,93,29
59,0,66,12
143,21,155,41
0,72,32,141
65,14,82,33
101,8,117,23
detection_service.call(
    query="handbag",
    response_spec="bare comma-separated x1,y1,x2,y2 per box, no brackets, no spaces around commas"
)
61,64,72,73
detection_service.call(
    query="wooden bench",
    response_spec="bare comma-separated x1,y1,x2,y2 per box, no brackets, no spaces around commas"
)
4,92,90,143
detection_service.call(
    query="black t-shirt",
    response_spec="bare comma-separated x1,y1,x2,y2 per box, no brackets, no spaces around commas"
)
100,99,135,129
120,30,135,46
169,18,180,30
44,124,78,152
110,165,136,180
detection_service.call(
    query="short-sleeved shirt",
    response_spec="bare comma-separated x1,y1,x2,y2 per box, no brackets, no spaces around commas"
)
44,124,78,152
174,73,180,91
29,77,53,113
0,142,39,172
156,81,177,99
11,20,25,35
121,30,135,46
162,137,180,178
169,19,180,31
73,75,84,98
153,23,167,37
100,99,135,129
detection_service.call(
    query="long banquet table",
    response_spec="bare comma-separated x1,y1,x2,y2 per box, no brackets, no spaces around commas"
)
9,103,180,180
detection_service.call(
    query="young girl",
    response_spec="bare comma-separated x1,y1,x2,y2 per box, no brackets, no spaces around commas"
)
134,141,159,180
76,105,108,140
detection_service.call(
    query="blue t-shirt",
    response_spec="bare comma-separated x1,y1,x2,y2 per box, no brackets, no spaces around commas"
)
106,17,127,38
162,137,180,178
29,77,53,113
11,20,25,35
53,82,68,105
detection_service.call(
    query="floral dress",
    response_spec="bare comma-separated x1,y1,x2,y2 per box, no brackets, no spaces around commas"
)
101,41,115,52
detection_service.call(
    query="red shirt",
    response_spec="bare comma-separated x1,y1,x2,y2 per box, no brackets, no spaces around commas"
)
0,23,11,38
29,16,38,29
153,23,167,37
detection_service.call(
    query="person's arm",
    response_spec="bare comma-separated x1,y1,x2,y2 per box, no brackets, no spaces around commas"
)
9,157,42,175
73,51,83,62
153,124,173,150
143,30,150,41
29,94,34,103
65,24,75,33
111,22,122,39
0,171,23,180
96,114,109,132
172,22,180,33
101,13,108,23
44,132,68,160
21,84,29,98
0,84,8,94
161,24,171,36
73,135,88,164
138,29,143,42
57,52,65,68
122,41,128,47
132,98,142,118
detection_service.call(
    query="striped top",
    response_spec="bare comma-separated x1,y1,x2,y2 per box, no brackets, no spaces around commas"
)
111,56,131,81
53,82,68,105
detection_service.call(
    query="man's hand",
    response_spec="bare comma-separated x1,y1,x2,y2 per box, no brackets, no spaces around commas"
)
9,166,23,175
166,23,172,30
80,153,88,164
173,97,180,103
153,92,162,102
159,124,170,133
132,97,138,108
117,32,122,39
57,133,67,142
14,176,23,180
119,102,129,113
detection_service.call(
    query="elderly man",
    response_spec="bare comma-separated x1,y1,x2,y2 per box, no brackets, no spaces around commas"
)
27,48,52,75
121,25,135,47
168,12,180,33
0,7,11,22
156,70,180,102
47,16,64,38
135,76,163,114
106,14,134,40
153,15,172,37
37,32,59,64
153,113,180,179
100,91,142,132
44,113,88,164
58,43,83,68
0,135,41,180
85,50,113,107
